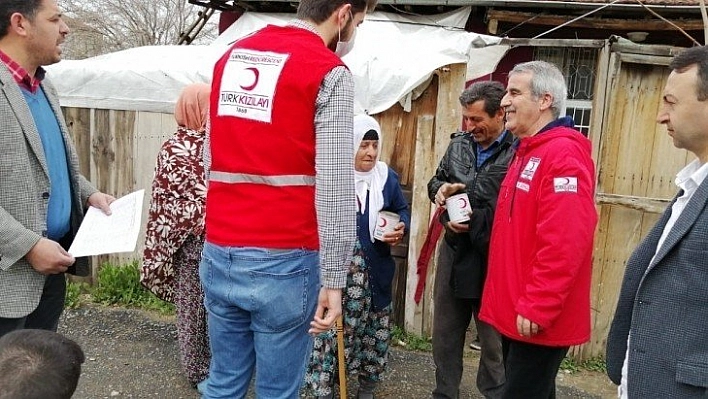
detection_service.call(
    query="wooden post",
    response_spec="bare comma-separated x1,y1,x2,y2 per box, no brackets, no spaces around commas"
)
133,112,180,262
63,107,94,284
404,63,467,336
404,114,436,335
90,109,136,272
700,0,708,44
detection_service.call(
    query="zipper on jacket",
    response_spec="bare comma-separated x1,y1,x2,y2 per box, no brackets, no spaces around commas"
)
508,154,525,221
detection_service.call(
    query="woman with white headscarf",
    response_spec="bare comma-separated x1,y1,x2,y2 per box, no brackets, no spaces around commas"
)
305,115,411,399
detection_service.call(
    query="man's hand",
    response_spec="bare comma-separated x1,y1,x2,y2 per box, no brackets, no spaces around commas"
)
381,222,405,246
87,192,116,215
309,287,342,334
446,219,470,234
516,314,540,337
25,238,75,275
434,182,466,206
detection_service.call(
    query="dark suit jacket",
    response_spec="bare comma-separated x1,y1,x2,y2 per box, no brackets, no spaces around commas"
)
0,63,97,318
607,176,708,398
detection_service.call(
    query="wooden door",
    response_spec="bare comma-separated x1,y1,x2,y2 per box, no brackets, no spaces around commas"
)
580,41,690,359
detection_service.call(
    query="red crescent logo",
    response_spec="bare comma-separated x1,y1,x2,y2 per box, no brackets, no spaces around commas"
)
378,217,387,228
240,67,259,91
560,177,570,185
457,197,468,208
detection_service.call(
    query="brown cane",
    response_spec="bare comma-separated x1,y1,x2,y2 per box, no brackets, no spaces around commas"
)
336,315,347,398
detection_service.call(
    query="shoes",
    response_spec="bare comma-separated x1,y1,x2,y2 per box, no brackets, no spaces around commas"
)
357,391,374,399
357,377,377,399
469,339,481,351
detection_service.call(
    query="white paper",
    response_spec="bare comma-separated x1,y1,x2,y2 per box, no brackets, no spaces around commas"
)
68,190,145,257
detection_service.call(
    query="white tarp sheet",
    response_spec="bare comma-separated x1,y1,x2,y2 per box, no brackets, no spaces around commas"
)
46,7,508,114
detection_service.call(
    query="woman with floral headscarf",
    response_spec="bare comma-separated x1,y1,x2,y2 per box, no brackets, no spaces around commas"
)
140,83,210,388
305,114,410,399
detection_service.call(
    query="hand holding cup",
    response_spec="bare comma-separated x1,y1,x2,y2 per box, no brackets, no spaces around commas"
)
373,211,401,242
381,222,406,246
434,182,466,206
446,192,472,223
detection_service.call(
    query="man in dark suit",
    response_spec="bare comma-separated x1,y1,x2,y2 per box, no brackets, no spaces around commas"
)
0,0,113,337
607,45,708,398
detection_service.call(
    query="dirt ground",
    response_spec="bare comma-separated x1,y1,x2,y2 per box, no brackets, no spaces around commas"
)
59,305,617,399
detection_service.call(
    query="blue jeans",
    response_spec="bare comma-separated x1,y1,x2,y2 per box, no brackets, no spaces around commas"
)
199,242,320,399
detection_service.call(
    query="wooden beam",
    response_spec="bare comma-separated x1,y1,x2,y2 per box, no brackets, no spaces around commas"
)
595,192,670,214
618,52,673,66
500,37,604,48
487,9,706,31
610,37,685,57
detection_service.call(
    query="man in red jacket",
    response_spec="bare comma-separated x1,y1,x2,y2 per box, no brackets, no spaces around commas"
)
479,61,597,399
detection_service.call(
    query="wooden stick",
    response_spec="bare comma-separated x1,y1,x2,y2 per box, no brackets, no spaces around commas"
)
336,315,347,398
700,0,708,44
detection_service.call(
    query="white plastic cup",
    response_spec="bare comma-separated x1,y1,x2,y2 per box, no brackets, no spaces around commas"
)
373,211,400,241
446,192,471,223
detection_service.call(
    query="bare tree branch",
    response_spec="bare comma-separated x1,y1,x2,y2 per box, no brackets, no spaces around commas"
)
59,0,217,59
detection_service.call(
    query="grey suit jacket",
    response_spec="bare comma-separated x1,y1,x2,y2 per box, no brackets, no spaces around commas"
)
607,177,708,398
0,63,97,318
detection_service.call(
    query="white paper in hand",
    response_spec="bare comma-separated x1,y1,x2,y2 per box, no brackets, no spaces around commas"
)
68,189,145,257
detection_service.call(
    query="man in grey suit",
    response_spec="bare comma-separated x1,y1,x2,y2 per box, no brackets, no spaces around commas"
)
607,45,708,398
0,0,113,337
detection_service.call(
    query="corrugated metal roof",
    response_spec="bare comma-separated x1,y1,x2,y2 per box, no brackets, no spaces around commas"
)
222,0,703,6
189,0,704,15
541,0,700,5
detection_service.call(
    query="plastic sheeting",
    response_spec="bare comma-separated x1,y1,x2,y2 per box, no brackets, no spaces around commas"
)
46,7,508,114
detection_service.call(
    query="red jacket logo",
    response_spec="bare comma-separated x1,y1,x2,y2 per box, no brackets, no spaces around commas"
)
239,67,260,91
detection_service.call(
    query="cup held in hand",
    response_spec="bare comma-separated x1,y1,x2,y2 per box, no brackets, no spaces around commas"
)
373,211,400,241
446,193,471,223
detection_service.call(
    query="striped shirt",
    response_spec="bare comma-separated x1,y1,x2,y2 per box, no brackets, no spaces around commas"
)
0,50,44,93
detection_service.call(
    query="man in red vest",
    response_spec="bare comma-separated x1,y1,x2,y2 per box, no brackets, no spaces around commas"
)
201,1,377,397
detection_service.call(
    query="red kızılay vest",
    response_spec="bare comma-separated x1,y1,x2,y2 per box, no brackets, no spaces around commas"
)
206,24,345,249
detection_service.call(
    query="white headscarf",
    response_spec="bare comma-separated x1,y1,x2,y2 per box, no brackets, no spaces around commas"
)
354,114,389,242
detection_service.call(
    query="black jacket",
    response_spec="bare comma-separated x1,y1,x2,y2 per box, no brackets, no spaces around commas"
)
427,130,516,299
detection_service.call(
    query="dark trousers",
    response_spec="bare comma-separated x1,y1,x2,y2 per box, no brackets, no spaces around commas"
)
472,304,505,399
0,273,66,337
501,337,569,399
433,241,505,399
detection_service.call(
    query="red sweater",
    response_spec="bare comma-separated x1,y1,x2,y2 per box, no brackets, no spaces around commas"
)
480,125,597,346
207,25,344,249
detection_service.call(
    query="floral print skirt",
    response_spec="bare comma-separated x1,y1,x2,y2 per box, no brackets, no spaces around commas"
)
173,234,210,385
303,239,392,397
